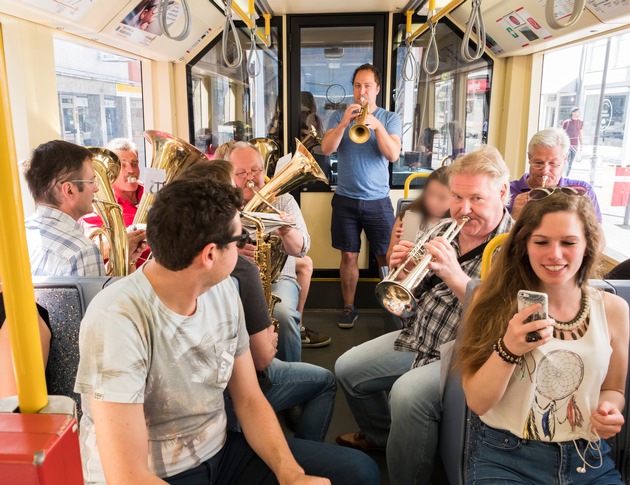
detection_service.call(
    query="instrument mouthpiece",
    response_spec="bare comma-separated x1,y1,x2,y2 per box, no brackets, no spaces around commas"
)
127,176,138,183
246,180,255,189
541,175,548,188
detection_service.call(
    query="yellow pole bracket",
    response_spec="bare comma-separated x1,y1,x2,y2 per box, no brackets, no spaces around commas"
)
480,233,510,280
407,0,466,43
403,172,431,199
230,2,271,47
0,25,48,414
405,10,414,37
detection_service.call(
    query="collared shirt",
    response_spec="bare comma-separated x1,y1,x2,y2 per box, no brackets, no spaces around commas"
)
82,185,144,228
507,174,601,221
271,193,310,282
26,206,105,277
394,210,514,368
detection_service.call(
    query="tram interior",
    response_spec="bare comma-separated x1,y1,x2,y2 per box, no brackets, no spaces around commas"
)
1,0,630,483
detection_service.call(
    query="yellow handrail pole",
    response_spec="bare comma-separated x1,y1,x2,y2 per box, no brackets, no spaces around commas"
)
480,233,509,280
230,1,271,47
403,172,431,199
405,10,414,36
0,25,48,413
407,0,466,43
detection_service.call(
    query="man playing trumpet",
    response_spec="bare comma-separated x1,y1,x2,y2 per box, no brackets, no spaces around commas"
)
508,128,601,221
321,63,402,329
335,146,514,485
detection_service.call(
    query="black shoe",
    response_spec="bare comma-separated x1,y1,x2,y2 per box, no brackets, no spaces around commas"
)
301,326,332,348
338,305,358,329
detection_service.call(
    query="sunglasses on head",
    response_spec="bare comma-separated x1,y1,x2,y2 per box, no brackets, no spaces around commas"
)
527,185,588,202
216,229,249,249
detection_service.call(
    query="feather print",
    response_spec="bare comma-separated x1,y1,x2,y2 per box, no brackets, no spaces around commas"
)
566,395,584,431
524,409,540,440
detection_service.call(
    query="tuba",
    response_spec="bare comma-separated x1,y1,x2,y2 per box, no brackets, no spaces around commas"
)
243,139,329,282
349,98,370,144
249,137,280,179
88,148,129,276
375,217,469,318
133,130,208,226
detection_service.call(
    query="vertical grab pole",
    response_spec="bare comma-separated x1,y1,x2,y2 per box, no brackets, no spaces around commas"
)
0,25,48,413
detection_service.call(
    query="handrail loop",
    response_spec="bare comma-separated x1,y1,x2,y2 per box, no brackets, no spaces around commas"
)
247,27,261,77
546,0,586,30
402,39,418,82
422,19,439,75
158,0,191,41
222,0,243,68
460,0,485,62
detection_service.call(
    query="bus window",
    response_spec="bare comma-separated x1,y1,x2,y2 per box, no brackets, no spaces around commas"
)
53,38,146,164
539,29,630,261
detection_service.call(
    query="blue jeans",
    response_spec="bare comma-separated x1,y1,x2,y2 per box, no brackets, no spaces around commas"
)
469,422,623,484
271,278,301,363
265,358,336,442
335,331,442,485
164,431,380,485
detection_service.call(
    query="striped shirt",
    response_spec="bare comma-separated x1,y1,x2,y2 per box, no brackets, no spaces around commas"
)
394,210,514,368
25,206,105,277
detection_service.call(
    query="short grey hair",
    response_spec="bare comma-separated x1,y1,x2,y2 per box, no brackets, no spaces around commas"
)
527,128,570,160
106,138,138,154
217,140,263,167
448,144,511,205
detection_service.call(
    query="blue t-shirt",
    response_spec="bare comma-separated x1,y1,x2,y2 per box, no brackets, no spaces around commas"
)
328,107,402,200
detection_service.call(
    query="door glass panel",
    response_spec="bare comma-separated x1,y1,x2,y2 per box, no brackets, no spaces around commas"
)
299,26,374,185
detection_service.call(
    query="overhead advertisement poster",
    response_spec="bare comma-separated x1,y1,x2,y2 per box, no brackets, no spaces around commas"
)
22,0,96,20
498,7,552,48
114,0,182,46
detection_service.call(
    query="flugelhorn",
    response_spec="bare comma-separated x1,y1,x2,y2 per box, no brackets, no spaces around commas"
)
349,98,370,144
375,216,470,318
88,147,129,276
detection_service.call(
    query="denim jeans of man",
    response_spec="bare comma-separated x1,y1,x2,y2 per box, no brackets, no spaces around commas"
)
336,331,444,485
271,278,301,362
165,431,380,485
469,422,623,485
265,358,336,442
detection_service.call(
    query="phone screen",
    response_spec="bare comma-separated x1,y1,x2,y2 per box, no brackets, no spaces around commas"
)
518,290,548,342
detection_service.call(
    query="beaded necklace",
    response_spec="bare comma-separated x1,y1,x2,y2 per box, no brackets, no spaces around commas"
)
551,290,590,340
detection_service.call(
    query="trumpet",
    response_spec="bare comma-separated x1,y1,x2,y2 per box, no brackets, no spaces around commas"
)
349,98,370,144
375,216,469,317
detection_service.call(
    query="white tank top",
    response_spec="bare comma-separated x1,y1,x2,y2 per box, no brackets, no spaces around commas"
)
482,289,611,442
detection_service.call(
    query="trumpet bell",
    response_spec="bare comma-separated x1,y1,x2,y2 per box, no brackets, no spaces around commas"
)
249,137,280,178
349,123,370,144
375,281,417,318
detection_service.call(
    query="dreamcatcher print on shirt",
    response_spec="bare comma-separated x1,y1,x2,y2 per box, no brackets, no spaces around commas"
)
523,350,585,440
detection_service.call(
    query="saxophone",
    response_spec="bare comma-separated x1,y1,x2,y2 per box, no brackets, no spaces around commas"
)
240,212,281,331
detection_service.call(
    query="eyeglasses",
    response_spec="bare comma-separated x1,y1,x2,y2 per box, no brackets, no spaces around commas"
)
529,161,563,171
215,229,249,249
68,178,100,188
234,168,263,179
528,185,588,202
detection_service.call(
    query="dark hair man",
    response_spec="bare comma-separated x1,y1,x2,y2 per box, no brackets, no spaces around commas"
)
74,178,379,484
321,63,402,328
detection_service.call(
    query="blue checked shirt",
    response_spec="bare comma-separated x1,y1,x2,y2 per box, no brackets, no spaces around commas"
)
25,206,105,277
394,210,514,368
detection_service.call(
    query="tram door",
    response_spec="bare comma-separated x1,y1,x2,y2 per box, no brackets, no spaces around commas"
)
288,14,388,273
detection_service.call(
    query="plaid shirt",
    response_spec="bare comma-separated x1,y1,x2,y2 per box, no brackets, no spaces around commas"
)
394,210,514,368
272,193,310,282
26,206,105,277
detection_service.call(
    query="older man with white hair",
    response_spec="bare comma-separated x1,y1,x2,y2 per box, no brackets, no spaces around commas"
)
335,145,514,485
508,127,601,221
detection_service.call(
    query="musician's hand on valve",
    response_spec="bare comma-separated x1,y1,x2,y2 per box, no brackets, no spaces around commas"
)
511,192,529,220
363,113,381,132
502,304,554,357
390,240,415,280
424,236,463,283
238,243,257,262
340,103,362,128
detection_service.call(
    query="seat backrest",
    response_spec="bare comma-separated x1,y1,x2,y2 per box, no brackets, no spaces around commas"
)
439,279,630,484
396,198,414,217
33,277,116,416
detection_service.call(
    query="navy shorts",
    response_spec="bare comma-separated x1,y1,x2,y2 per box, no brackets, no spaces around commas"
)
331,193,395,256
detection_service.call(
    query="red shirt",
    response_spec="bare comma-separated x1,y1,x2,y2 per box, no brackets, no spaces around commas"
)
82,185,150,266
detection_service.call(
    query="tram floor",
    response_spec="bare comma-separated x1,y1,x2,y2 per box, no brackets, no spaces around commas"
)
300,308,391,484
297,308,451,485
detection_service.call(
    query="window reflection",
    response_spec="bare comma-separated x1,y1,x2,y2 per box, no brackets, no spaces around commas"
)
391,19,493,187
189,24,282,157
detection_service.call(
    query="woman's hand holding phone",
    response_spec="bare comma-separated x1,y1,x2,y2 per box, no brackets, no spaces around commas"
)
502,303,554,357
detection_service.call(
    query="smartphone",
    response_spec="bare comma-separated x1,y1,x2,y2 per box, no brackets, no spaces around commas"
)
517,290,548,343
401,211,421,242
